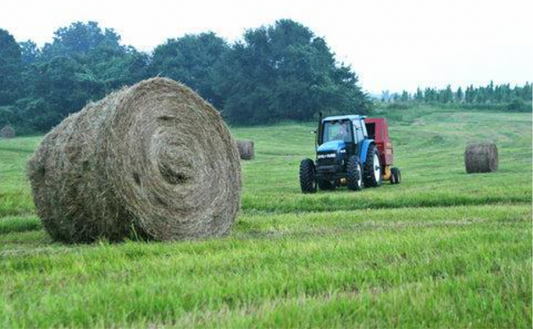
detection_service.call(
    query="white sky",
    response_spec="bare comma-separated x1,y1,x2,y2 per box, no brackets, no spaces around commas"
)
2,0,532,93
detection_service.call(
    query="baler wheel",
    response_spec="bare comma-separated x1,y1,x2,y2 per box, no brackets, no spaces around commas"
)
390,167,401,184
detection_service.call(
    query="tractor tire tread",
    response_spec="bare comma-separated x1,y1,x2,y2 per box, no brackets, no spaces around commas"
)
363,145,382,187
346,156,363,191
299,158,317,193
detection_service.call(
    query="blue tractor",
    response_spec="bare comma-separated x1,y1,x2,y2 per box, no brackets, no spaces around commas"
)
299,113,400,193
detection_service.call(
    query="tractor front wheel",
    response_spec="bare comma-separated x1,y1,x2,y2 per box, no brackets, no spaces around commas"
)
299,159,317,193
364,145,382,187
346,156,363,191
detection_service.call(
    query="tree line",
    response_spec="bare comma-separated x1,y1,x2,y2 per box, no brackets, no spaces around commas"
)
382,82,532,111
0,20,371,133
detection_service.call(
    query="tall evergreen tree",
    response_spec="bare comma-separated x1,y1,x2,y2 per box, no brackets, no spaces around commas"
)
455,87,463,102
414,88,424,102
400,90,410,102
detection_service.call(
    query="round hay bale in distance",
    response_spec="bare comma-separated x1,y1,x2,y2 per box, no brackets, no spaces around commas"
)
27,78,242,243
464,143,498,174
237,140,254,160
0,125,15,138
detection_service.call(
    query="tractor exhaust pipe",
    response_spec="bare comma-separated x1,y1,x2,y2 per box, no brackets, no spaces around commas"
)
317,112,323,146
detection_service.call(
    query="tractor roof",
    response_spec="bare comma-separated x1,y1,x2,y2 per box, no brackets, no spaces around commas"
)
322,115,366,122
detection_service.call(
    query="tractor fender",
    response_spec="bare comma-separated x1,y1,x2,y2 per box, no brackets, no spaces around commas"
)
359,139,375,164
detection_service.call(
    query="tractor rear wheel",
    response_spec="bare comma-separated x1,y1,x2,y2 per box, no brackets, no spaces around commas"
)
364,145,382,187
299,159,317,193
318,179,336,191
346,156,363,191
390,167,401,184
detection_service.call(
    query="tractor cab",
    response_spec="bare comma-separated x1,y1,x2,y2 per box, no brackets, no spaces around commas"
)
299,113,401,193
316,115,367,161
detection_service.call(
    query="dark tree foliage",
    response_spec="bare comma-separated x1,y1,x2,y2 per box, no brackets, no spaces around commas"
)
41,21,121,58
84,44,150,91
19,40,41,65
150,33,229,108
11,19,530,133
0,29,22,106
29,56,104,116
0,19,373,132
1,22,151,131
214,19,371,124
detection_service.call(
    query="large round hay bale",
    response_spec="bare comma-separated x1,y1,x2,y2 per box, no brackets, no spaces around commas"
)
464,143,498,174
27,78,242,243
0,125,15,138
237,140,254,160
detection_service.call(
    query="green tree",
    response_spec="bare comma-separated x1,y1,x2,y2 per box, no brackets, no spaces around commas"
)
23,56,104,130
414,88,424,102
400,90,410,102
17,22,150,131
150,33,229,108
42,21,121,58
0,29,23,106
0,105,18,126
214,19,370,124
424,87,436,102
465,85,475,103
441,85,453,103
455,87,463,102
85,44,149,91
19,40,41,65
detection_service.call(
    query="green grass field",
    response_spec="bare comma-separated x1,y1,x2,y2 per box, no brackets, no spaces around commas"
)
0,106,531,328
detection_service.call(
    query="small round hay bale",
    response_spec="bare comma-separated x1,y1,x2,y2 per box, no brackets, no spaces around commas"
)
0,125,15,138
464,143,498,174
27,78,242,243
237,140,254,160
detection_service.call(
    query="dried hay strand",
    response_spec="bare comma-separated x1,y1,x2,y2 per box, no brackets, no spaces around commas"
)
236,140,254,160
0,125,15,138
464,143,498,174
27,78,242,243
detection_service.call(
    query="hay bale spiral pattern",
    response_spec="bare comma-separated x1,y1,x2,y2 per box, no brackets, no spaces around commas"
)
464,143,498,174
27,78,242,243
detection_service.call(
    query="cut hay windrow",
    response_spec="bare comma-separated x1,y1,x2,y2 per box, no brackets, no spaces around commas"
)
27,78,242,243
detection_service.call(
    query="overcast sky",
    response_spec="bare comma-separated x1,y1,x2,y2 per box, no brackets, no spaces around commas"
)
2,0,532,93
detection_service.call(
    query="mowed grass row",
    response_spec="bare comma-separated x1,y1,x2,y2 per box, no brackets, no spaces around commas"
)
0,106,531,327
0,206,532,327
0,205,531,328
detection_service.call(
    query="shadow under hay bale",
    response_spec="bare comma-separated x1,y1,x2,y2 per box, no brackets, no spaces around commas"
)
0,125,15,138
464,143,498,174
27,78,242,244
237,140,254,160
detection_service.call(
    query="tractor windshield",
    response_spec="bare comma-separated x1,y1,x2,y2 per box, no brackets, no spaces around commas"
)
322,120,353,144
